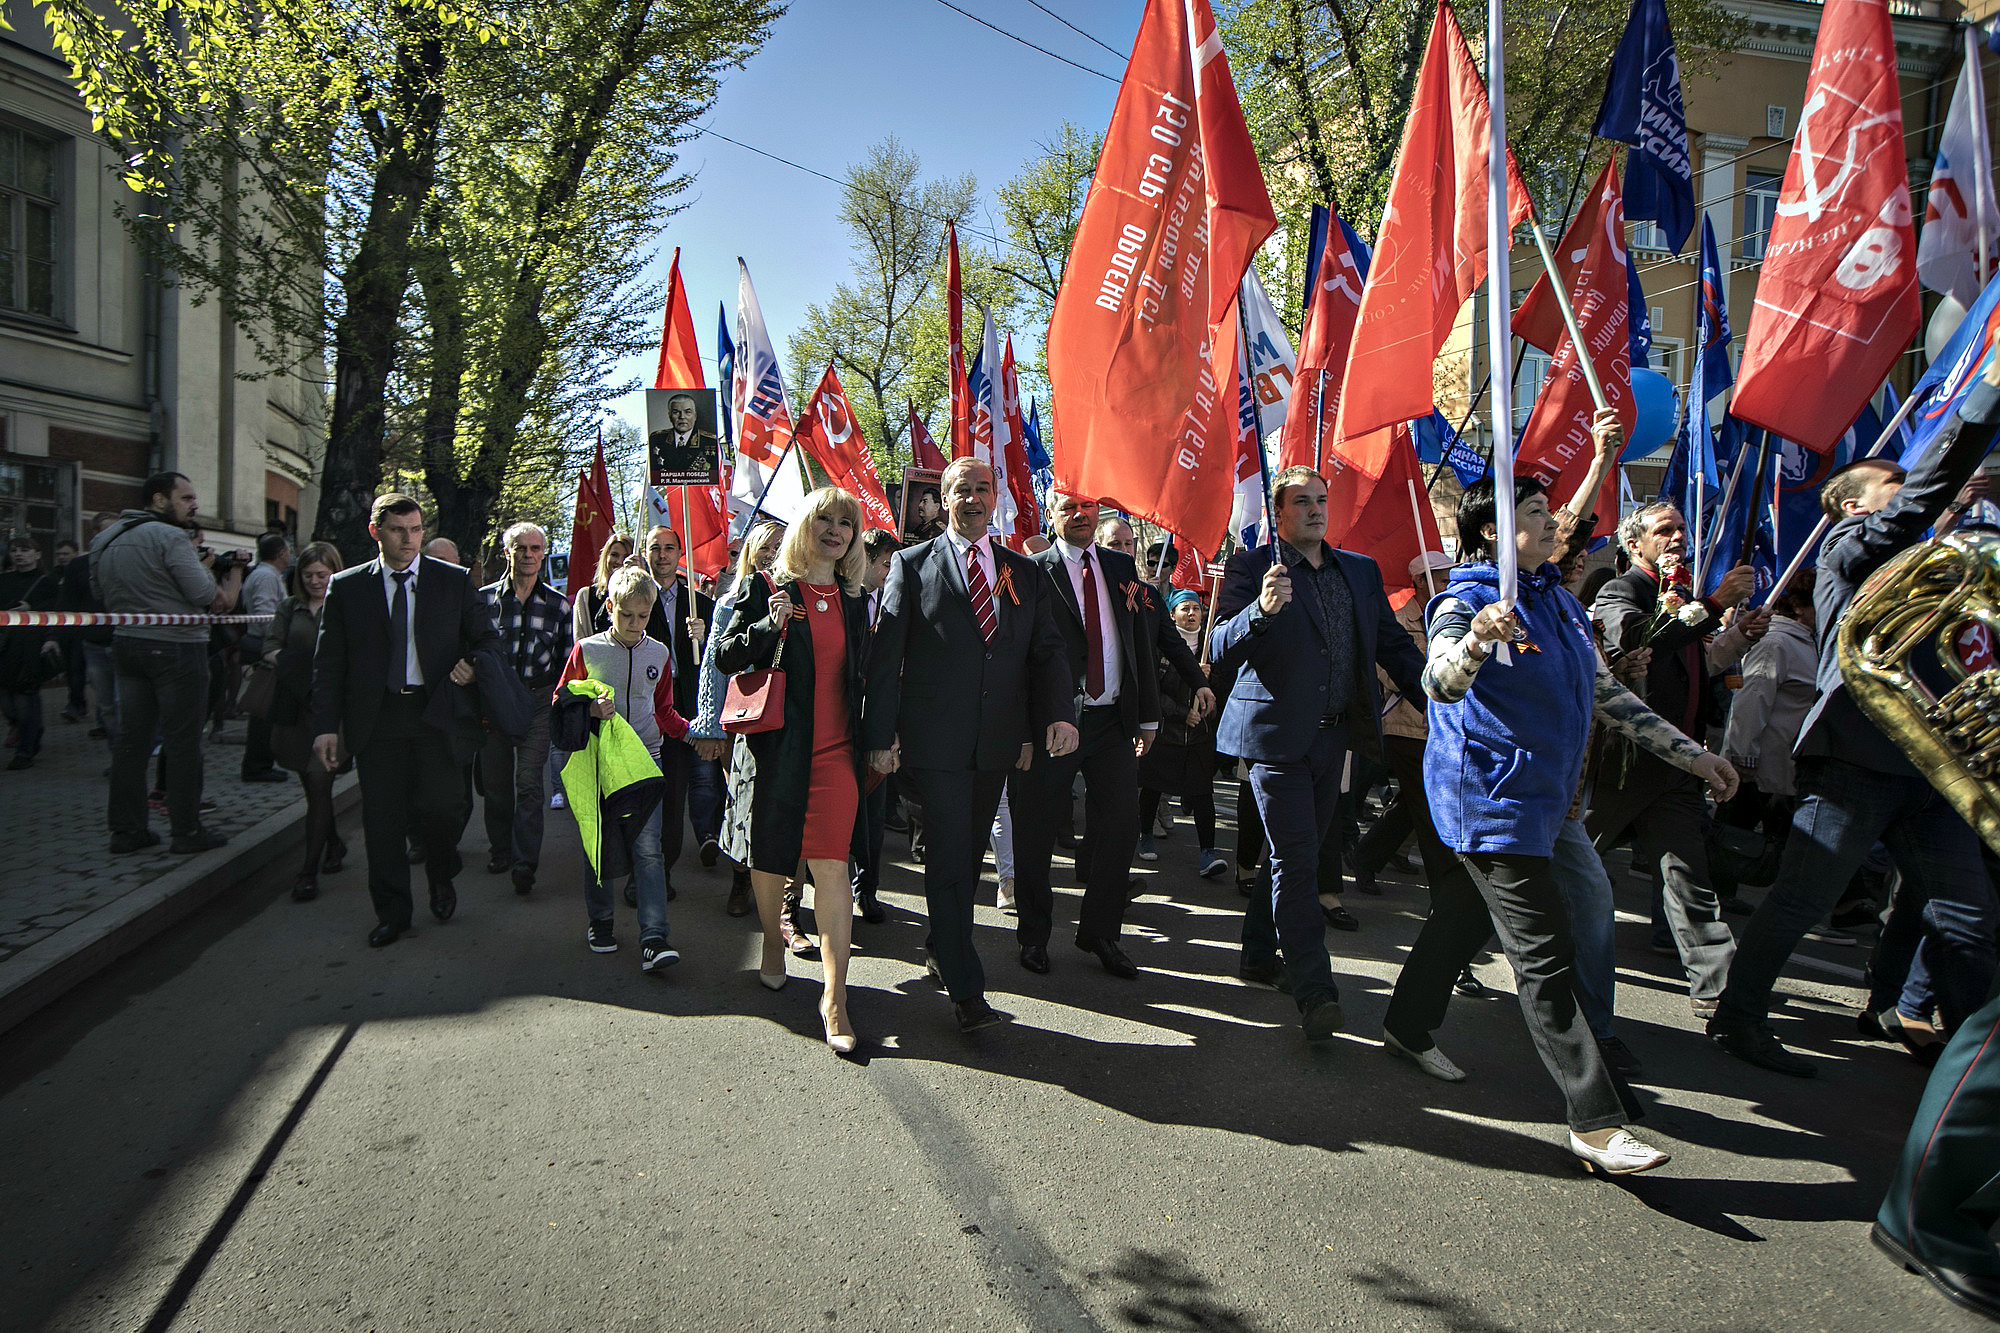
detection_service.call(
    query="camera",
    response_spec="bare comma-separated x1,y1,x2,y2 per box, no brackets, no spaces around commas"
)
212,549,249,577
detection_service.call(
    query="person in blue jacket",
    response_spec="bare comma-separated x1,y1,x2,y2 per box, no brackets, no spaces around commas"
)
1399,474,1737,1176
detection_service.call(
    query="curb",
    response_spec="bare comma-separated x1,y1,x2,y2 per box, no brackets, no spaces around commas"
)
0,775,361,1037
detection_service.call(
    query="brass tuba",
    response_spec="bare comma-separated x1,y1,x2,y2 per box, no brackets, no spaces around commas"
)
1838,529,2000,853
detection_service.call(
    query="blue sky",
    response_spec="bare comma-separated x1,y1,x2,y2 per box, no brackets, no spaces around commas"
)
601,0,1143,434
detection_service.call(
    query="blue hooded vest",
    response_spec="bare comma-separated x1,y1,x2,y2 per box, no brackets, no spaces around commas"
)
1423,562,1599,858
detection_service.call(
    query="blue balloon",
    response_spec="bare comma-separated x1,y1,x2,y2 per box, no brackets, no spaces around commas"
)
1626,368,1677,459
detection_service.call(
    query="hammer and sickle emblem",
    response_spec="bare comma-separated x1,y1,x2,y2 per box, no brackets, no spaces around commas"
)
1778,87,1901,224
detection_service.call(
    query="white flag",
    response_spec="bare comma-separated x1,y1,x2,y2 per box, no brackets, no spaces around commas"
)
1238,268,1298,430
726,448,810,533
1917,30,1999,309
969,308,1017,537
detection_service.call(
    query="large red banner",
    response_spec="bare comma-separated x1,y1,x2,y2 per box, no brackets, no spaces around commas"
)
1730,0,1919,453
1047,0,1276,557
1280,218,1366,472
796,362,897,534
569,437,616,599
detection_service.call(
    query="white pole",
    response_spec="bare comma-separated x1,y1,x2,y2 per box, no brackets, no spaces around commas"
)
1407,477,1438,597
1970,27,1993,286
1486,0,1519,617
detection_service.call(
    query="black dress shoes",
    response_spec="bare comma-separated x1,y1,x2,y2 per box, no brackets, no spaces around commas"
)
486,850,511,874
1076,936,1139,979
955,999,1014,1032
1302,996,1345,1041
1321,902,1361,931
1239,957,1291,992
1019,943,1050,974
855,888,885,923
429,881,457,922
1872,1222,2000,1321
368,922,403,948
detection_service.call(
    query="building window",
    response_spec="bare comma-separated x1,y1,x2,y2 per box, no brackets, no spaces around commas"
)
1513,347,1553,432
1742,172,1782,262
0,123,62,319
1629,218,1669,252
0,452,77,557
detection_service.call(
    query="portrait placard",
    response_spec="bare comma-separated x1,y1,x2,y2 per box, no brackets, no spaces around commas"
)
647,387,721,486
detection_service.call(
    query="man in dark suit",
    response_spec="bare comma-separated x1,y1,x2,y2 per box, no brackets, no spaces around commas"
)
864,458,1077,1031
1012,493,1162,979
1210,465,1426,1040
1587,503,1757,1017
312,493,501,947
1707,368,2000,1076
641,524,719,891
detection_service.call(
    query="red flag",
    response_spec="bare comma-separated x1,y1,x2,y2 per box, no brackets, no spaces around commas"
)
907,400,949,472
1513,159,1633,532
1047,0,1276,559
1169,535,1206,592
1730,0,1919,453
947,222,973,460
658,486,729,581
795,362,897,533
1279,216,1367,472
999,336,1041,550
1335,4,1531,451
568,436,616,599
1328,424,1443,610
653,248,706,390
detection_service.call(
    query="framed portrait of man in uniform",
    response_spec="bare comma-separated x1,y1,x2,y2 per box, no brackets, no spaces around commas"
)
899,467,943,544
647,388,721,487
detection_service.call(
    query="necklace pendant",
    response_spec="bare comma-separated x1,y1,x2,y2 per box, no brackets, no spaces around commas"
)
815,597,828,612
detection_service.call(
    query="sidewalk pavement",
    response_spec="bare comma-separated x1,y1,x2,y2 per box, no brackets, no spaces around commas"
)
0,688,357,1033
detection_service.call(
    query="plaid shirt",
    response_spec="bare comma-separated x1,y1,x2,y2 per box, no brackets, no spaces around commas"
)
480,576,573,690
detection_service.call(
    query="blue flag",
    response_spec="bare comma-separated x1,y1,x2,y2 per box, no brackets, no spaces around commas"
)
1767,399,1876,576
1901,269,2000,467
716,303,736,449
1414,411,1486,487
1626,249,1653,367
1594,0,1693,255
1701,418,1761,596
1023,398,1049,471
1696,216,1733,393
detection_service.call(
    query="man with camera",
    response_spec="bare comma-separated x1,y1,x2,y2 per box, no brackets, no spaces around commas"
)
91,472,245,854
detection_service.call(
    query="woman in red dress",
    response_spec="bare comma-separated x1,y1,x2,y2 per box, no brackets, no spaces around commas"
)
715,488,870,1054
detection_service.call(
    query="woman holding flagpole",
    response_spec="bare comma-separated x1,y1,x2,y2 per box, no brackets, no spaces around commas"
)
1390,475,1738,1176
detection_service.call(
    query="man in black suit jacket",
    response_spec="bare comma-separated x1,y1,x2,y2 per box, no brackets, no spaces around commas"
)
638,524,721,886
312,494,501,947
1013,493,1163,978
1587,503,1757,1016
863,458,1078,1031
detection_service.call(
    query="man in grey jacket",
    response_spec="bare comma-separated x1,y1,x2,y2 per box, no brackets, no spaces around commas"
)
92,472,244,854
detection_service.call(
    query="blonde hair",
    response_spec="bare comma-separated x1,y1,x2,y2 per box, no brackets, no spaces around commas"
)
735,520,784,588
773,488,868,592
606,565,659,608
593,532,634,594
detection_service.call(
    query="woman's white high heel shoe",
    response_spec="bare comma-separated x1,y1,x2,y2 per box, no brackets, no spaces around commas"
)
1569,1129,1670,1176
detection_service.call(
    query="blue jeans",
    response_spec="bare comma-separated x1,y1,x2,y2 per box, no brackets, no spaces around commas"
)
687,755,725,843
1717,756,1998,1033
1550,817,1618,1042
1243,727,1346,1010
108,639,209,838
480,711,551,869
583,788,670,944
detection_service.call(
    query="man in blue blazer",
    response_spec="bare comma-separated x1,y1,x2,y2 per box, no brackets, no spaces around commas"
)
1210,465,1426,1039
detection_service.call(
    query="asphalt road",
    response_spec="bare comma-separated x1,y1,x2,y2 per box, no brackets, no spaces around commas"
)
1,793,1987,1333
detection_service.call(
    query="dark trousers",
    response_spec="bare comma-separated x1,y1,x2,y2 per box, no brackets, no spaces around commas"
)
356,691,467,930
852,770,889,893
656,740,691,882
1587,756,1736,1001
1717,756,1997,1034
480,711,552,869
906,766,1007,1003
108,640,209,838
63,638,86,711
1373,733,1456,883
1440,851,1636,1132
1383,858,1490,1039
1876,985,2000,1279
688,755,725,844
1243,727,1347,1010
2,687,44,758
1015,705,1140,947
242,716,276,775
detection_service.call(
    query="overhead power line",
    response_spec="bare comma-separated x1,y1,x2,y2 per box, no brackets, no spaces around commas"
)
927,0,1121,82
1023,0,1126,59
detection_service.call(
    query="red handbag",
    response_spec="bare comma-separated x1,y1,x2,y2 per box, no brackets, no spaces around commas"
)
721,616,789,735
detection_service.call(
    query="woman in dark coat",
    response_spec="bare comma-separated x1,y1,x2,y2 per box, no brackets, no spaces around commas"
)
266,542,349,900
715,487,870,1054
1137,589,1224,877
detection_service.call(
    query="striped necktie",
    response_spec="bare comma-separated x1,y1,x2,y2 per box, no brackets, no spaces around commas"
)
966,545,997,643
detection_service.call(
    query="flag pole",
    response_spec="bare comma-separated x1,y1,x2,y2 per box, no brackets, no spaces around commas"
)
1486,0,1521,620
1696,422,1754,587
1524,205,1612,413
1971,27,1993,285
1407,478,1438,598
1757,388,1923,603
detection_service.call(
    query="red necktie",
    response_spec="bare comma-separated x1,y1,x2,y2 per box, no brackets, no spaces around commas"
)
1080,549,1105,698
966,545,997,642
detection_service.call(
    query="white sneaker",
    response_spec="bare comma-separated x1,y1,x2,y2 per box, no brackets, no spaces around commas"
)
1381,1029,1467,1082
1569,1129,1671,1176
997,876,1016,914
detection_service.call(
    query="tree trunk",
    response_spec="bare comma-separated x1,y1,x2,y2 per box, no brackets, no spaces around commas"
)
415,230,476,553
311,16,447,563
